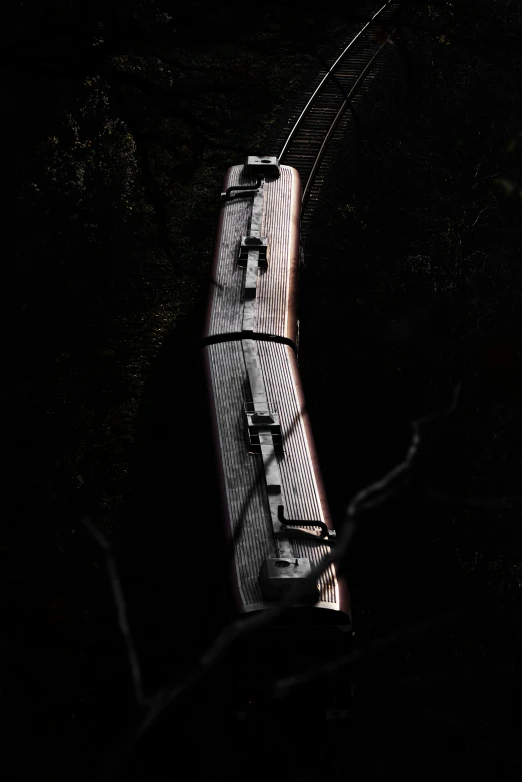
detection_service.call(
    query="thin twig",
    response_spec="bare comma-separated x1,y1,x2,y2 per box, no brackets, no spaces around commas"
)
81,517,145,708
272,608,462,698
95,382,464,780
420,488,522,509
469,205,488,230
270,380,463,614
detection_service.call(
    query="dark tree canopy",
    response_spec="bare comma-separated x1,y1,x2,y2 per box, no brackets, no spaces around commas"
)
2,2,522,781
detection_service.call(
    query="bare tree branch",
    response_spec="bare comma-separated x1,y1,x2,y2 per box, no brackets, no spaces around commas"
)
81,517,145,708
418,488,522,510
92,382,464,780
271,607,463,698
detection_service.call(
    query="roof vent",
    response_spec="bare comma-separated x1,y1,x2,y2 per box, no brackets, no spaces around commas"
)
238,235,268,268
259,557,319,602
244,406,282,454
244,156,280,179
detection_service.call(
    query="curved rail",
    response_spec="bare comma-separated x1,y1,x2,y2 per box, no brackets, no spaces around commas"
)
301,29,394,207
278,2,399,217
279,1,394,162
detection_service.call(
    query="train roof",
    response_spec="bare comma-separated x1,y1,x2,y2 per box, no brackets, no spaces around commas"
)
203,161,350,624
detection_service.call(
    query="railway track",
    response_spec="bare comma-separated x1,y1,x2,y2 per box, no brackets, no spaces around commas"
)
278,1,400,232
199,2,404,713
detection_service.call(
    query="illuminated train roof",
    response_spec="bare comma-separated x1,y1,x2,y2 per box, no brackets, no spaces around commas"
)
202,157,350,625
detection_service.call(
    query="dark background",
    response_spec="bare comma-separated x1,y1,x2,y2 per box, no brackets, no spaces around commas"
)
2,1,521,780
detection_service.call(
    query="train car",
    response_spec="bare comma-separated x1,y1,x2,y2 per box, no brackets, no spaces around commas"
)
202,155,351,646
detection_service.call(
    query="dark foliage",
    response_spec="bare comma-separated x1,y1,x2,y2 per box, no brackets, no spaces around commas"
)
2,1,521,780
2,2,370,780
300,1,522,777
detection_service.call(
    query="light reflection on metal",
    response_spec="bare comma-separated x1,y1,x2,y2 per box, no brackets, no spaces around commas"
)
279,1,394,162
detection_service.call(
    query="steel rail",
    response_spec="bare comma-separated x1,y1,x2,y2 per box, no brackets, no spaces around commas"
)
278,0,395,162
301,30,395,207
